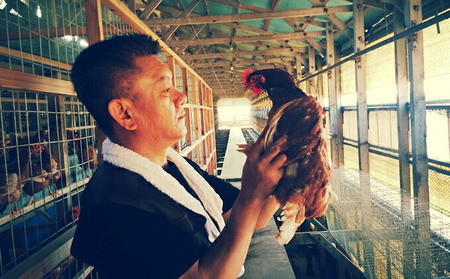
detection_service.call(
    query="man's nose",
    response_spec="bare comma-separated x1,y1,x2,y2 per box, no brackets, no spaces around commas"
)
175,90,187,107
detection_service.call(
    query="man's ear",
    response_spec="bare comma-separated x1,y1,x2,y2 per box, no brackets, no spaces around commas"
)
107,98,137,131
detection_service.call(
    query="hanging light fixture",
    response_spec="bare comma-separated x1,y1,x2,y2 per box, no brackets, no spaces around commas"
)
36,5,42,18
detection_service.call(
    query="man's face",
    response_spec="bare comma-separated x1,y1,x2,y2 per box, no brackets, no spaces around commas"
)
130,55,187,146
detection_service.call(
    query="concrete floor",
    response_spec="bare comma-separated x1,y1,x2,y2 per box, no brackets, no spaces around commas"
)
219,127,296,279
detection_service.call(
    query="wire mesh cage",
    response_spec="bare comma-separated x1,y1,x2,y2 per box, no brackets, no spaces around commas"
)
0,0,104,277
328,168,450,279
0,0,87,79
0,90,97,276
309,15,450,279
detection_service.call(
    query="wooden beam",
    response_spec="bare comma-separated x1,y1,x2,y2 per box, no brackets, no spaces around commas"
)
167,31,324,46
207,0,329,29
363,0,392,10
85,0,104,44
326,22,342,168
394,3,412,210
307,45,316,95
353,7,373,270
263,0,281,30
204,80,241,84
309,0,323,5
406,1,431,276
221,22,276,35
183,48,302,60
327,13,353,39
0,68,75,96
193,57,295,67
176,24,207,54
161,0,201,41
354,0,369,174
139,0,163,20
197,69,236,74
281,12,326,55
144,6,353,26
126,0,136,14
406,0,429,204
208,0,268,13
0,46,72,70
196,61,281,71
393,7,413,278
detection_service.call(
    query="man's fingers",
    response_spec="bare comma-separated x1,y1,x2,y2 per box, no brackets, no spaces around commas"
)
247,138,264,158
260,136,288,163
271,154,287,169
237,144,252,156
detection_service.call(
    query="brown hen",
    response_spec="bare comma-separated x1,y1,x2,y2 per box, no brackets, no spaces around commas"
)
0,145,39,214
242,68,332,244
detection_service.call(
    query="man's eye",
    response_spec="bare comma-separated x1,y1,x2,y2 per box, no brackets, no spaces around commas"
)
163,88,170,93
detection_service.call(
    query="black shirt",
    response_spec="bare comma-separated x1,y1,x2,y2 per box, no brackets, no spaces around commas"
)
71,158,240,279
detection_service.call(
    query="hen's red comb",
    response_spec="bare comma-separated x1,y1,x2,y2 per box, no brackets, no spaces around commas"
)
242,68,253,86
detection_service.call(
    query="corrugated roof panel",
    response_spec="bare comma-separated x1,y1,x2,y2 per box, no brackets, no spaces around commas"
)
241,0,272,10
267,18,296,34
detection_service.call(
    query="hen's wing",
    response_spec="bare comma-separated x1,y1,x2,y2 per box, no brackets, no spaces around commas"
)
23,165,51,196
40,145,61,182
260,96,332,245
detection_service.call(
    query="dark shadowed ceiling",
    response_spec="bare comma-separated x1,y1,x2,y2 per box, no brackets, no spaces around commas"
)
127,0,450,99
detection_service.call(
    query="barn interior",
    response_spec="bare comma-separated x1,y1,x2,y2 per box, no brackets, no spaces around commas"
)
0,0,450,278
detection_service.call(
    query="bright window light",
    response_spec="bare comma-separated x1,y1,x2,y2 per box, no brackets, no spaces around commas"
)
217,98,252,128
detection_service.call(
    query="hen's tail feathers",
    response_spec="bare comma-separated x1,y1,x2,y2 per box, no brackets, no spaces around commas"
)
275,180,332,245
275,202,306,245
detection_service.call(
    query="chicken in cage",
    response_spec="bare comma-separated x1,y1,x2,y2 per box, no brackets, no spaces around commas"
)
22,143,61,205
67,130,98,176
0,144,41,215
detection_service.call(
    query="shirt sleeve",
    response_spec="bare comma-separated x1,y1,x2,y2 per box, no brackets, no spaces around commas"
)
183,157,240,213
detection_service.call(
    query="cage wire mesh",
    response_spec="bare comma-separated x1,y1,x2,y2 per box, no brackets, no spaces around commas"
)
0,0,110,277
0,0,87,79
0,90,97,276
101,4,134,40
316,15,450,279
328,167,450,279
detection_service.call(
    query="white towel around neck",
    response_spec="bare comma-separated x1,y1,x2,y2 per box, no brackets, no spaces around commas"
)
102,138,225,242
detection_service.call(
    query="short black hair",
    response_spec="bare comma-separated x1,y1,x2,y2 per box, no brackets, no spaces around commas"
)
71,33,160,137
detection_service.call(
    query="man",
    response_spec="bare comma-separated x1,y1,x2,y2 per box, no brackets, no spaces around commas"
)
70,34,286,278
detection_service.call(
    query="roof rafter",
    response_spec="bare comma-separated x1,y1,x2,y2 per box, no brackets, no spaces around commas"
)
166,31,324,46
192,57,294,68
145,6,353,26
161,0,201,40
140,0,164,19
182,48,302,60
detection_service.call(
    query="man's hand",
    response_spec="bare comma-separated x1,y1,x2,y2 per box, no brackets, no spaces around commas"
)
237,140,255,156
241,136,288,200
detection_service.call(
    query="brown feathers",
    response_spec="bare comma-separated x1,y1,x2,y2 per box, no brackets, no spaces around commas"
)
245,68,331,245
